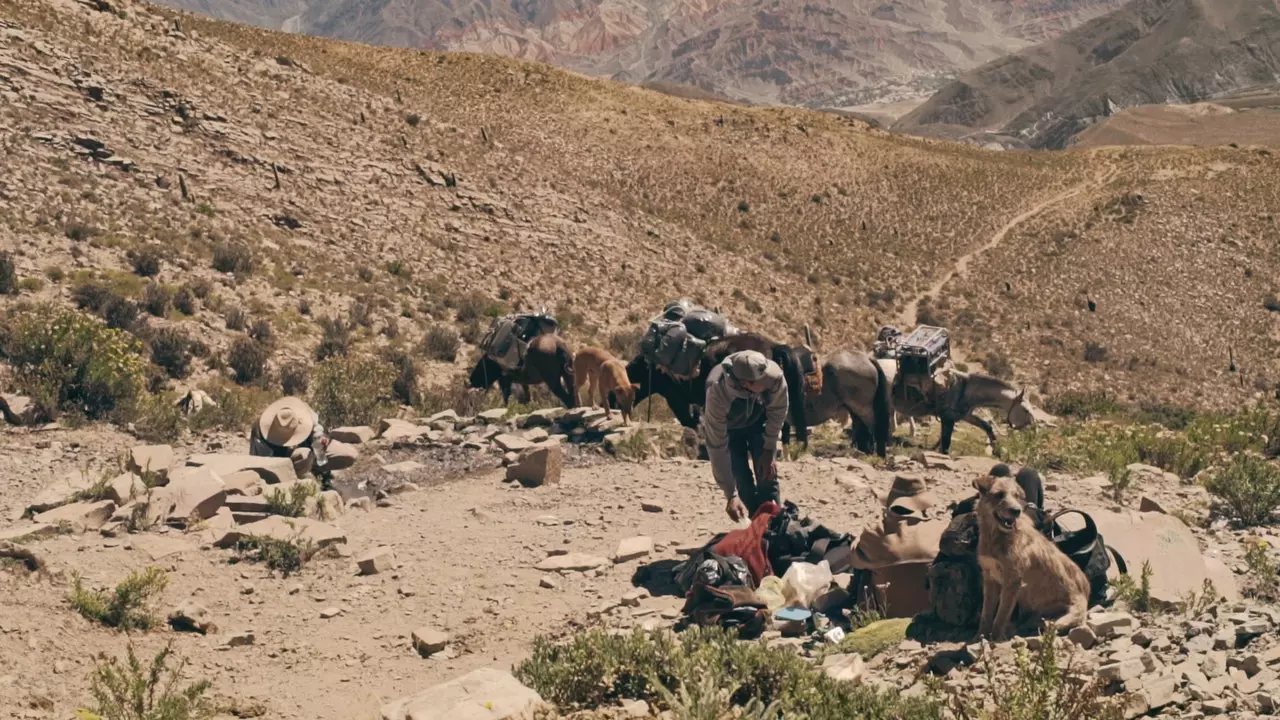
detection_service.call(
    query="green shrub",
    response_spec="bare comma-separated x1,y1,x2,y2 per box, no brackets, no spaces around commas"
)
0,251,16,295
1044,391,1123,420
186,380,277,434
141,283,171,318
384,348,418,406
309,354,394,427
172,286,197,315
224,306,247,331
609,329,644,359
1204,454,1280,526
516,627,939,719
80,642,213,720
3,306,149,421
128,392,186,444
264,482,316,517
228,338,270,386
211,242,253,275
422,324,460,362
1110,560,1154,613
248,318,274,346
1243,540,1279,602
45,266,66,283
234,533,313,576
69,567,168,631
452,291,503,323
357,266,374,283
386,260,411,278
983,350,1014,380
149,328,194,379
945,626,1122,720
130,248,162,277
280,362,310,396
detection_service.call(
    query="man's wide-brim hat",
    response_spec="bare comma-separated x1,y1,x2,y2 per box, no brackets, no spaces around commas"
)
872,473,940,518
258,397,314,448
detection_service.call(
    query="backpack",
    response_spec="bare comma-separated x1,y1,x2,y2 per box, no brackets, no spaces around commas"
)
640,319,708,379
479,316,526,372
1045,509,1128,608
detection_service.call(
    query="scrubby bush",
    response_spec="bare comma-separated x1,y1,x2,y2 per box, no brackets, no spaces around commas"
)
2,306,149,421
384,348,418,406
228,337,270,385
142,282,173,317
82,642,213,720
309,354,394,427
453,292,503,323
1044,391,1122,420
516,627,940,719
248,318,274,346
1204,454,1280,526
1083,342,1108,363
149,328,194,379
314,315,352,361
186,380,277,434
224,306,247,331
69,567,168,631
264,482,316,518
103,298,141,332
422,324,460,362
983,350,1014,380
0,251,16,295
211,242,254,275
173,285,197,315
234,533,313,576
280,362,309,396
127,391,186,444
130,247,162,277
349,295,376,328
609,329,644,359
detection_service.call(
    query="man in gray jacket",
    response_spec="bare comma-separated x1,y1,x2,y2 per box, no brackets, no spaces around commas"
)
701,350,790,521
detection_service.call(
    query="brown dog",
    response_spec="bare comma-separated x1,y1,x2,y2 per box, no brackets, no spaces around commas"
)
975,474,1089,641
573,347,640,424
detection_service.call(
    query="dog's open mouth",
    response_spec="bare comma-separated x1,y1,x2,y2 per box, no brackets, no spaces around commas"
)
997,514,1017,530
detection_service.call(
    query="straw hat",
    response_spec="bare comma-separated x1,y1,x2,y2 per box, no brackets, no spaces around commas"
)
258,397,315,448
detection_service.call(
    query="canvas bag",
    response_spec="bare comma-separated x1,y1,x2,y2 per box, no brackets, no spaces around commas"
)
478,316,526,372
641,319,707,379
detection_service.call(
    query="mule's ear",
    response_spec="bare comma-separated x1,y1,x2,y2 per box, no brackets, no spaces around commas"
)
974,475,995,495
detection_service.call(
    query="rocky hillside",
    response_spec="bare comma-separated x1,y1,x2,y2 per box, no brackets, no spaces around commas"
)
1,0,1280,419
895,0,1280,148
142,0,1124,108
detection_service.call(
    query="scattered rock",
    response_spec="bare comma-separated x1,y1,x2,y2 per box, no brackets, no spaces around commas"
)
505,444,562,487
158,467,227,524
411,627,450,657
127,445,174,482
380,668,543,720
493,434,534,453
105,473,147,506
640,501,664,513
357,546,396,575
619,699,650,718
319,607,343,619
477,408,509,423
1138,496,1168,514
213,516,346,549
168,601,216,634
1069,625,1098,649
1088,611,1138,639
329,426,375,444
536,553,609,572
224,630,255,648
26,473,95,515
382,461,425,474
185,454,297,484
614,536,653,563
539,576,558,589
33,500,116,531
821,653,866,684
621,588,650,607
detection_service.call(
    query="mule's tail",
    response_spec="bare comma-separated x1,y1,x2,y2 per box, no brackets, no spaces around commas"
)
871,359,891,457
775,348,808,446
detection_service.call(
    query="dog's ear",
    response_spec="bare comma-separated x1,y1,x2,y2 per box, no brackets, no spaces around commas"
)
630,383,641,393
974,475,995,495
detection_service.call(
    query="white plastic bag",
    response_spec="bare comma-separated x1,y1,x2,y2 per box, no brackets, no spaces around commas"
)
780,560,833,609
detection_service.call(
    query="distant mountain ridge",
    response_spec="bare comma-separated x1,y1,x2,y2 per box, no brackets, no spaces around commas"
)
895,0,1280,147
149,0,1123,108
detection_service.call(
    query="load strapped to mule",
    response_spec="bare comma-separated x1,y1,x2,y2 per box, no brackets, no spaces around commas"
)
894,325,952,406
640,299,737,379
478,311,559,373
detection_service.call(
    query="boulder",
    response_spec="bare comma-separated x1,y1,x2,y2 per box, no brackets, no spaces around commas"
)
0,394,36,426
380,668,543,720
358,546,396,575
222,471,264,496
378,418,427,442
25,473,95,515
477,408,508,423
213,515,346,549
330,426,376,444
184,454,296,484
318,490,344,519
519,408,564,428
411,627,450,657
505,445,562,487
33,500,116,531
127,445,174,483
493,434,534,453
821,653,866,684
428,410,459,424
168,600,216,634
159,467,227,524
0,523,61,542
1138,496,1168,514
1091,509,1239,604
522,428,550,443
614,536,654,563
535,553,609,572
106,473,147,506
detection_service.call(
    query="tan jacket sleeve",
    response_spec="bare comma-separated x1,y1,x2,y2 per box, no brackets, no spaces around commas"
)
699,368,737,500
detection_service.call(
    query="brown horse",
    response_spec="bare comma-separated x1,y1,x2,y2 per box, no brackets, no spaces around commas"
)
468,334,577,408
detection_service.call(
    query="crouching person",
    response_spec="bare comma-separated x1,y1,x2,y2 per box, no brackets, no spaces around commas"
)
250,397,358,482
701,350,789,522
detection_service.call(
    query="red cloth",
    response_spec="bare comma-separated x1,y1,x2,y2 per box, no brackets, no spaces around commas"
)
712,501,783,585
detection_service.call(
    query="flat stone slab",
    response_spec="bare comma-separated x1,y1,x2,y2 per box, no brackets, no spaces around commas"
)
535,553,610,572
493,434,534,452
185,454,297,484
378,418,427,442
127,445,174,482
25,473,95,515
476,408,508,423
614,536,654,563
1092,509,1239,603
329,426,376,444
0,523,61,542
131,534,197,561
380,668,542,720
34,500,116,531
383,461,425,474
159,467,227,524
213,516,346,549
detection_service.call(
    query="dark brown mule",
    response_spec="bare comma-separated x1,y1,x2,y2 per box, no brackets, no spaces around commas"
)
468,333,577,408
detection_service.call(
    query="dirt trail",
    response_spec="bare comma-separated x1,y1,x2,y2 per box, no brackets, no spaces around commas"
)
898,164,1119,338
